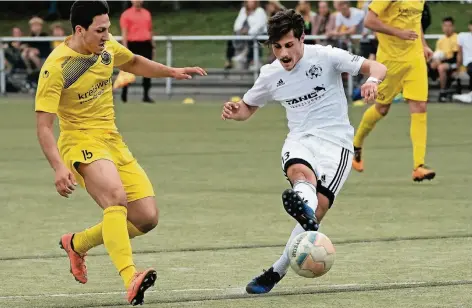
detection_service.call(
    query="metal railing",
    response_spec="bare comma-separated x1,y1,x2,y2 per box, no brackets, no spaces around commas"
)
0,34,443,96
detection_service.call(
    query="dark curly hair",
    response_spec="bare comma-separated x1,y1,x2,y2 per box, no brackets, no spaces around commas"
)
267,9,305,45
70,0,109,32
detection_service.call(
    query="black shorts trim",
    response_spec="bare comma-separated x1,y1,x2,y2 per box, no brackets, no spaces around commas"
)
283,158,315,177
316,182,334,207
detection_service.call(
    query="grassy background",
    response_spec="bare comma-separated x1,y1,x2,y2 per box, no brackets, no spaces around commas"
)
0,96,471,307
0,2,471,68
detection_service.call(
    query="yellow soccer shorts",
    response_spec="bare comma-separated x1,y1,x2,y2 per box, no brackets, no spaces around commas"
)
376,57,428,104
58,130,155,202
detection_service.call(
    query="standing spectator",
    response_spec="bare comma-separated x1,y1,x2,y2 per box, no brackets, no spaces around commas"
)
296,1,316,45
359,0,377,61
265,0,285,63
332,1,365,49
28,17,51,64
453,20,472,103
429,17,458,102
225,0,267,70
50,22,66,49
311,1,336,46
265,0,285,18
333,1,365,36
120,0,155,103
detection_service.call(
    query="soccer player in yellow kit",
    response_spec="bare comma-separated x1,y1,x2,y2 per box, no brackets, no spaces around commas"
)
352,0,436,182
35,1,206,305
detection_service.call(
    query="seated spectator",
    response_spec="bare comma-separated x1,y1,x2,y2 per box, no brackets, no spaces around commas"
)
311,1,336,46
429,17,458,102
27,17,52,64
225,0,267,70
332,1,365,49
50,22,66,49
296,1,316,45
453,20,472,103
4,27,29,73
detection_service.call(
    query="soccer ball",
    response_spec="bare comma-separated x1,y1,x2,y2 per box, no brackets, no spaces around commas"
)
286,231,336,278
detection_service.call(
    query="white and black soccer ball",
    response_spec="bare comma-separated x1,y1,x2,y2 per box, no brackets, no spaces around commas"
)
287,231,336,278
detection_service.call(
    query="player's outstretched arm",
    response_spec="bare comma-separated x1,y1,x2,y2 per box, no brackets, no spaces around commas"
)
359,59,387,102
118,55,207,80
36,111,77,198
221,100,258,121
364,10,418,41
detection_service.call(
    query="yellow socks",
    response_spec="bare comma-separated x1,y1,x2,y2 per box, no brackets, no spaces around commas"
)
353,105,384,148
410,113,427,169
72,221,145,255
102,206,136,288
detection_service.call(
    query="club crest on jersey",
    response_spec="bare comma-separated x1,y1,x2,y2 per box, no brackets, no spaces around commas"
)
101,51,111,65
306,64,322,79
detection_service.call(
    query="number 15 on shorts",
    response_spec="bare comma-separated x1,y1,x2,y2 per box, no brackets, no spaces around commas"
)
81,150,93,161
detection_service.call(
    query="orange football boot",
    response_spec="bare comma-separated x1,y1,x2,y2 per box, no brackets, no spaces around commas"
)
412,165,436,182
59,233,88,284
352,146,364,172
127,268,157,306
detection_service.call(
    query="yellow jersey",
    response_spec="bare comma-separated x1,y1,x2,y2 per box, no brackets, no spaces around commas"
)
435,33,458,60
35,35,134,132
369,0,425,61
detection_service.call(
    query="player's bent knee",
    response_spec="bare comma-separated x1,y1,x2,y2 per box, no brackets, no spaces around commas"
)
104,187,128,208
286,163,316,184
140,214,158,233
375,102,390,116
408,100,427,113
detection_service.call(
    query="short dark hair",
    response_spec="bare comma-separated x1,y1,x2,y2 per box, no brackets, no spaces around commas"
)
267,9,305,44
70,0,109,32
442,17,454,24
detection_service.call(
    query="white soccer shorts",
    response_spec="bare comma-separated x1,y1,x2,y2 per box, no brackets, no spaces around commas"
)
280,135,353,206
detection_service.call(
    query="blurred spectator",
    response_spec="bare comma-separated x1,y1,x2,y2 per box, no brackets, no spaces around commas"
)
359,0,377,61
120,0,155,103
332,1,365,49
265,0,285,18
264,0,285,63
4,27,29,73
225,0,267,70
333,1,364,37
429,17,458,102
27,17,51,64
453,20,472,103
296,1,316,45
311,1,336,46
50,22,66,49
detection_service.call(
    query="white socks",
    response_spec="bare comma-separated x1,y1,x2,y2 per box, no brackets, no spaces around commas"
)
272,224,305,276
293,180,318,214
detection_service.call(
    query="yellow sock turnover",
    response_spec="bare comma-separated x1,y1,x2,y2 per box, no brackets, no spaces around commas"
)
353,105,384,148
72,221,145,255
410,112,427,169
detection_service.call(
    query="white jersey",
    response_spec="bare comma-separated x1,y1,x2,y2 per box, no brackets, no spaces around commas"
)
243,44,365,152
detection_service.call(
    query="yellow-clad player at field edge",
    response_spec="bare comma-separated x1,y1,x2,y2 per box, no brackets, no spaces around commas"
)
352,0,436,182
35,1,206,305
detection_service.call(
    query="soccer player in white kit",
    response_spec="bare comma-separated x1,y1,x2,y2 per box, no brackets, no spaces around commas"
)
221,9,387,294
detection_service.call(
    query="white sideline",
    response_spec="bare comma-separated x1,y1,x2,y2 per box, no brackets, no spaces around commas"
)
0,280,468,300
